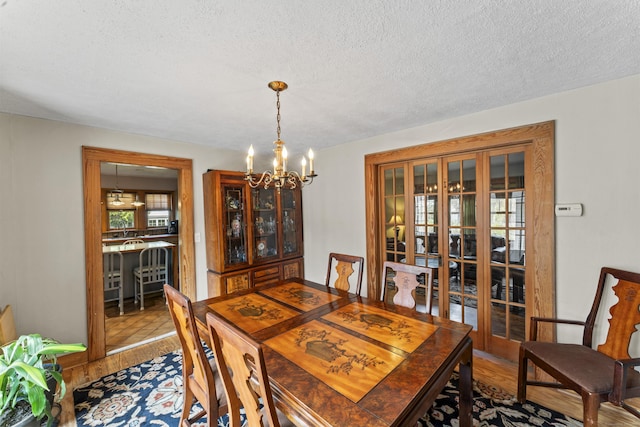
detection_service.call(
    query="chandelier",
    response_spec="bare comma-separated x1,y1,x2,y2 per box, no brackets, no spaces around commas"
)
245,81,317,189
110,164,125,206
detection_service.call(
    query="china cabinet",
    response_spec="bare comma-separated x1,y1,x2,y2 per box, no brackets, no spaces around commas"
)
203,170,304,297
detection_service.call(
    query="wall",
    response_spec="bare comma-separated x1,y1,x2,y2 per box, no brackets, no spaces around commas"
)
1,74,638,350
0,113,244,344
303,74,640,347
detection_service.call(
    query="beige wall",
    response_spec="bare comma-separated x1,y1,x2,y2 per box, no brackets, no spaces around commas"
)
302,74,640,348
1,74,639,350
0,114,244,343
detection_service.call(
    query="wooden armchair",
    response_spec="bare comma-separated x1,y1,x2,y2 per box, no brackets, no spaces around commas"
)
206,311,294,427
164,285,228,426
381,261,433,314
517,267,640,426
325,252,364,295
611,358,640,419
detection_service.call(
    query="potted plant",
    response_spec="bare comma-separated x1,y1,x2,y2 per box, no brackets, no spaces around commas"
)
0,334,86,427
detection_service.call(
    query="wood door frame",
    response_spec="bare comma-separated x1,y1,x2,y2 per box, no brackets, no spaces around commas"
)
364,121,556,345
82,146,196,361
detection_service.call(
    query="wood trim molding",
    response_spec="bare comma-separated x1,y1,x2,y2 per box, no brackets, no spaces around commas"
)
364,121,555,343
82,146,195,361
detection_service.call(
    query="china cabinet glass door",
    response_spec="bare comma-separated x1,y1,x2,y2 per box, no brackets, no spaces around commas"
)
251,187,279,261
223,185,248,267
279,187,301,256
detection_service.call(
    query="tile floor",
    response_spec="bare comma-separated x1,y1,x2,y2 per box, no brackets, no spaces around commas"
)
105,294,175,353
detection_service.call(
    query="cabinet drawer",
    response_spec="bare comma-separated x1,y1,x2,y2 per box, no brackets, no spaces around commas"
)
253,265,280,279
252,265,280,285
283,259,303,279
225,273,250,293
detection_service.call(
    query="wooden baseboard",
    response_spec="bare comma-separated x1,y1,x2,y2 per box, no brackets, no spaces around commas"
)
58,349,88,369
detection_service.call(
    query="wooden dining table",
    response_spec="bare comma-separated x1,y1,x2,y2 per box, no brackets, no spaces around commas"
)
192,277,473,427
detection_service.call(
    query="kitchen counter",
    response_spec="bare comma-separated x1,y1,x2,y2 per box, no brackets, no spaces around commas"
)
101,233,178,245
102,240,175,253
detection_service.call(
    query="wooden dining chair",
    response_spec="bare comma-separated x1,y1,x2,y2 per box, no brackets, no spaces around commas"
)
164,285,228,426
206,311,295,427
325,252,364,295
517,267,640,427
103,251,124,315
381,261,433,314
134,246,168,310
0,305,17,345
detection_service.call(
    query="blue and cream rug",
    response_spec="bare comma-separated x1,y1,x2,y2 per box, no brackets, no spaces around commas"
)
74,350,581,426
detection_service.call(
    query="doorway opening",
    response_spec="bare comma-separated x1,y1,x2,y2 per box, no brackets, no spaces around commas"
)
83,147,196,361
100,161,179,354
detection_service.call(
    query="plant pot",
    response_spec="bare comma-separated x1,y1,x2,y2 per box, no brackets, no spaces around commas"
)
0,364,64,427
0,401,40,427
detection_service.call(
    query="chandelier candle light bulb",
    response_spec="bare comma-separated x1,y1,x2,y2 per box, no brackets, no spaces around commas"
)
247,145,254,173
282,146,287,172
244,81,318,190
308,149,314,175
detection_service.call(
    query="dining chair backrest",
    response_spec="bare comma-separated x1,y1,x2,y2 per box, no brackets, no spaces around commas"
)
381,261,434,314
136,247,168,282
103,251,124,315
164,285,227,426
134,246,168,310
123,239,144,245
206,311,290,427
0,305,17,345
325,252,364,295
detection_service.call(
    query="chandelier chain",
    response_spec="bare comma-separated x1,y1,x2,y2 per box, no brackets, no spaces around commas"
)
276,89,281,140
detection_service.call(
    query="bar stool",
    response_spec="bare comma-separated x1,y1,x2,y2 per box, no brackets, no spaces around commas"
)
133,247,168,310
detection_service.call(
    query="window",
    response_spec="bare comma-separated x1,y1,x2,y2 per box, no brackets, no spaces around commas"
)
108,210,135,230
106,192,136,230
146,193,171,227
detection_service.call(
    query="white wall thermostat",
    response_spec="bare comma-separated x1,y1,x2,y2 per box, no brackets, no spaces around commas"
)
555,203,583,217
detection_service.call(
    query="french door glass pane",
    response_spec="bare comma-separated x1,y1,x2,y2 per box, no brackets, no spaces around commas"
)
490,155,506,190
447,158,477,329
508,152,525,188
489,151,526,342
414,162,440,314
384,167,405,264
510,308,526,342
462,159,476,192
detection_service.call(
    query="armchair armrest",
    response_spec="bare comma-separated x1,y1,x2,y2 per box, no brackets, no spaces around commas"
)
610,358,640,419
529,316,585,341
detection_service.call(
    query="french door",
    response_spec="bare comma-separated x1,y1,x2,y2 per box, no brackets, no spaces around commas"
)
378,141,537,360
367,120,554,360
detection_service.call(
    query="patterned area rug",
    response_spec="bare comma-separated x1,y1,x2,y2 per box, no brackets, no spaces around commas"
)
74,350,581,426
74,350,241,427
420,373,582,427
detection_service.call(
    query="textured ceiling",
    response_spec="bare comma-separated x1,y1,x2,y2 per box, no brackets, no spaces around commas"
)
1,1,639,159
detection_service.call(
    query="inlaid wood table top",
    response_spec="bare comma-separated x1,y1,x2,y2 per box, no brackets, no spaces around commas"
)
193,278,473,427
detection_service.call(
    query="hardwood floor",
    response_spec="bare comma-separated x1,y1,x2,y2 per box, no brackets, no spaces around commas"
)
60,333,639,426
104,294,174,353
